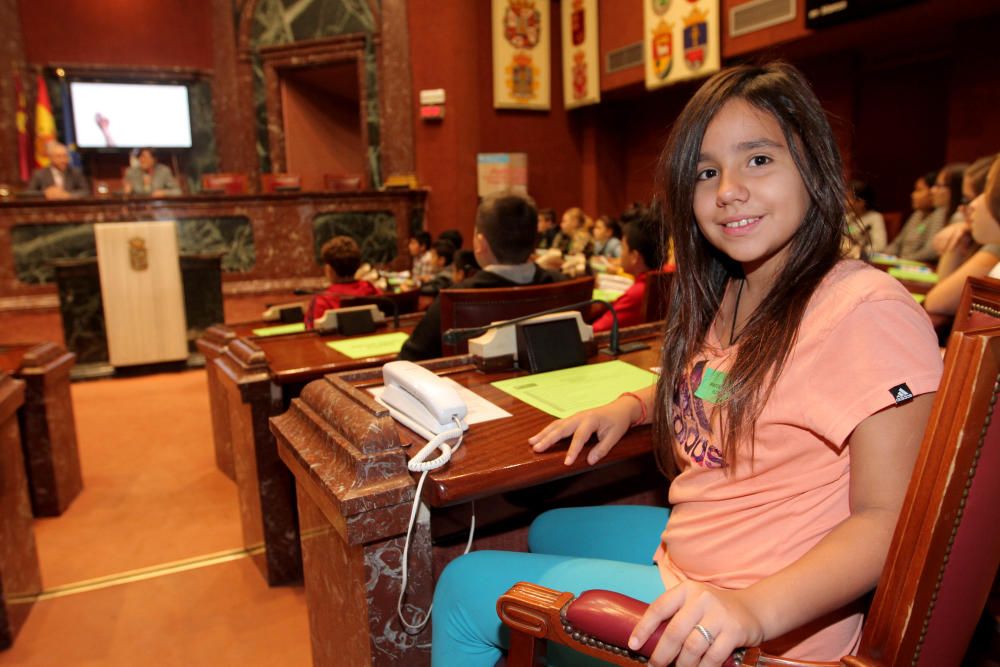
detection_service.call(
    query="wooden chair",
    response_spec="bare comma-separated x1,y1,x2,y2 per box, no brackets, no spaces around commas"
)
201,172,248,195
260,173,301,193
954,276,1000,332
439,276,595,356
323,173,363,192
497,323,1000,666
641,270,674,323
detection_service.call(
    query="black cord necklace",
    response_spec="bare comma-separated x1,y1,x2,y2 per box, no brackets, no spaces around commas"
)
729,279,745,346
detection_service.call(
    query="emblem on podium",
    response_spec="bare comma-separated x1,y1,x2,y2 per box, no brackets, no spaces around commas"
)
129,237,148,271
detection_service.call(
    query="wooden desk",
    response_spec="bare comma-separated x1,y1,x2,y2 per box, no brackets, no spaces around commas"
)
205,317,422,586
0,342,82,516
271,329,663,666
0,371,42,650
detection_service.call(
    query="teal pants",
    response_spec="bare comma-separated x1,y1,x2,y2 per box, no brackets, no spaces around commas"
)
431,505,671,666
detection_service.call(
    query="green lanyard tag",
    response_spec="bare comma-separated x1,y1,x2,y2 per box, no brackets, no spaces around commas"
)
694,367,728,403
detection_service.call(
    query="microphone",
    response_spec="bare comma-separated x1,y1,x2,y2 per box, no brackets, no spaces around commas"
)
442,299,645,356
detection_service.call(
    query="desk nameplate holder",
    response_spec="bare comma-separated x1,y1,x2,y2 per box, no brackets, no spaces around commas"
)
315,304,385,335
469,312,595,373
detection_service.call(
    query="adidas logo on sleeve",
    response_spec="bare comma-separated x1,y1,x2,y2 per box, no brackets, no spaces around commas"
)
889,383,914,404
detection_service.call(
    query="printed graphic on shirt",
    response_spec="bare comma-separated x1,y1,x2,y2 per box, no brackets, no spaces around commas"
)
889,383,914,404
673,360,726,468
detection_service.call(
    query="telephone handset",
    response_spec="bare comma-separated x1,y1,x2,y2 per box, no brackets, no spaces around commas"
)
379,361,469,471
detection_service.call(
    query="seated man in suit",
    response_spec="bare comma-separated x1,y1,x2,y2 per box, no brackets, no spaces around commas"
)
399,191,564,361
27,141,90,199
124,148,182,197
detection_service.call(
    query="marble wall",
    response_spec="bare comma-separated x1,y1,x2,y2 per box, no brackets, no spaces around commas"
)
12,217,255,285
312,210,398,266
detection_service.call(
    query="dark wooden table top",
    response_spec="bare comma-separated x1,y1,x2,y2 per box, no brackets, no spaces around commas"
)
252,322,419,384
345,340,662,507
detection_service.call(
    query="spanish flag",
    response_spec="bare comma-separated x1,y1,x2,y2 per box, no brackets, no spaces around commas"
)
14,73,30,181
34,74,56,168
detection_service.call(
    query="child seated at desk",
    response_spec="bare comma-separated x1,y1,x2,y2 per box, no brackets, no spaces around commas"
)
304,236,380,329
419,239,457,296
593,211,660,332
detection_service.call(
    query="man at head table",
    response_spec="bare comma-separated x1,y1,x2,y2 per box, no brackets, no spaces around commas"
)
123,148,182,197
26,141,90,199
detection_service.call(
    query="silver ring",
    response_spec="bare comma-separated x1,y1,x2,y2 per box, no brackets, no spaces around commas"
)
693,623,715,646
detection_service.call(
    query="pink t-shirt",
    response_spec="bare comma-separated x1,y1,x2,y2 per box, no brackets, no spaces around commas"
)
653,260,943,660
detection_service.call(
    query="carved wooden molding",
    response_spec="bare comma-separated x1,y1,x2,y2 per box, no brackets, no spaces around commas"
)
259,34,372,180
272,370,415,546
43,63,211,82
0,371,25,422
195,324,237,356
18,342,75,376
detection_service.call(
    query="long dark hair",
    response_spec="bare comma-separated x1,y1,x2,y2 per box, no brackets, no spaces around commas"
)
652,62,848,476
938,162,969,225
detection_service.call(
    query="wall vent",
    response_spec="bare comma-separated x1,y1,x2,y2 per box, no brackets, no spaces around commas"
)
606,41,643,74
729,0,797,37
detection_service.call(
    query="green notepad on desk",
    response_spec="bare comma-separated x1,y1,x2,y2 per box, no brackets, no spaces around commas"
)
592,289,624,303
491,360,657,419
252,322,307,337
888,267,939,284
326,331,409,359
911,293,926,304
870,255,928,268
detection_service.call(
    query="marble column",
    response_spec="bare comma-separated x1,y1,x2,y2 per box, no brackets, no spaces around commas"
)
0,0,28,187
378,0,416,180
211,0,259,179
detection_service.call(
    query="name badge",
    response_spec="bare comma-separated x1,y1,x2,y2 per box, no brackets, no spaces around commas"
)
694,367,728,403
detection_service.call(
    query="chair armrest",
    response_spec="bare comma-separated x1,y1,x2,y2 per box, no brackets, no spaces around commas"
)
498,584,845,667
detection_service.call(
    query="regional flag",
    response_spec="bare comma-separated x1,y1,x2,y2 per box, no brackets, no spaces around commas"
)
34,74,56,168
14,73,30,181
59,77,81,168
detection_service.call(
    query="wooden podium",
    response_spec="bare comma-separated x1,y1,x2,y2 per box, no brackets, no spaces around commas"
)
94,222,188,367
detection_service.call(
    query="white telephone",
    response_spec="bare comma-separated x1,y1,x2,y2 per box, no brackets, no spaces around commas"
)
379,361,468,471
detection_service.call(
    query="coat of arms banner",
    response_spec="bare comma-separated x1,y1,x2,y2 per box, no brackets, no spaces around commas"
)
561,0,600,110
493,0,551,110
644,0,720,90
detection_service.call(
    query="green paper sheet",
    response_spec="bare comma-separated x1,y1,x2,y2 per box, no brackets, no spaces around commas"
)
252,322,307,337
326,331,410,359
889,267,939,284
491,360,657,419
911,293,926,304
592,289,624,303
869,255,928,268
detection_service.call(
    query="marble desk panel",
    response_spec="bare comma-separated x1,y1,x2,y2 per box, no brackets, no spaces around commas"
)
0,190,427,308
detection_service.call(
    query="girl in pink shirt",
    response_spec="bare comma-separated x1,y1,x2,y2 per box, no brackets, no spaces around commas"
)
432,62,942,667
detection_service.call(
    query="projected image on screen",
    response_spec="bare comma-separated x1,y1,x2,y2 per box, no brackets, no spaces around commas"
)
70,82,192,148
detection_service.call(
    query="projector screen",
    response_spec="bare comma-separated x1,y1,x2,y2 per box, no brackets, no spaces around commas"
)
70,82,192,148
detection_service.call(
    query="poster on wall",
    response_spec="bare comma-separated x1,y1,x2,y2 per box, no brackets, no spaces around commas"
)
644,0,720,91
477,153,528,197
492,0,551,110
561,0,600,109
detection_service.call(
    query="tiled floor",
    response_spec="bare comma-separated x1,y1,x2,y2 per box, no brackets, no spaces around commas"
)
0,370,311,666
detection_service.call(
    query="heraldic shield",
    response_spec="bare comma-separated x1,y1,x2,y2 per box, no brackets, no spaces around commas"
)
651,20,673,80
683,7,708,70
